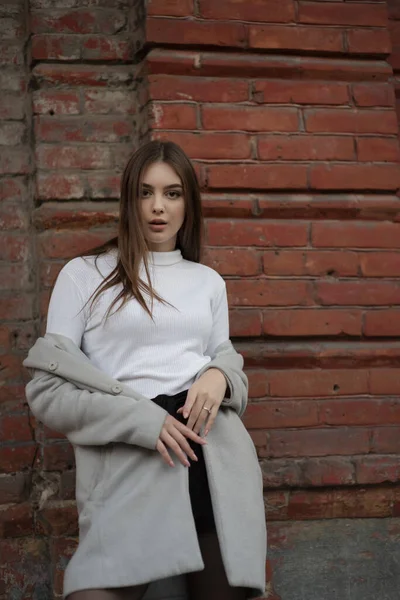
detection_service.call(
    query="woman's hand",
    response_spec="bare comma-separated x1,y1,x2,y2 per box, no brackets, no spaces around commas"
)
156,414,206,468
177,368,227,436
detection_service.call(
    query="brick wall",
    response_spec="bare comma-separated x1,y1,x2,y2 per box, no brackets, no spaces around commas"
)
1,1,400,598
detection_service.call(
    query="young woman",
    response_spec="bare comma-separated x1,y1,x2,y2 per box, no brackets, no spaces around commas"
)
24,141,266,600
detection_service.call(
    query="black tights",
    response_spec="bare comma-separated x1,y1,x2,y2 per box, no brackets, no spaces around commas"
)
66,532,247,600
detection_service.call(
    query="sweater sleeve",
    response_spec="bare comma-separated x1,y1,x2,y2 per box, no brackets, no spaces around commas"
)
205,279,230,359
25,369,168,450
46,266,87,346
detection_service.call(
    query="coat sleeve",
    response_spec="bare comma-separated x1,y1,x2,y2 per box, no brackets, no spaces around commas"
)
25,369,168,450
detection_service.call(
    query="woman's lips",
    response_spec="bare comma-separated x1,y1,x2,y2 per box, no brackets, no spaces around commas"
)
149,223,167,232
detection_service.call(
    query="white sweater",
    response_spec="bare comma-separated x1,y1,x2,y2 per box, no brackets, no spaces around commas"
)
46,249,229,399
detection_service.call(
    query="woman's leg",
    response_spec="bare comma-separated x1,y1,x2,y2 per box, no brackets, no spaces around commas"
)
66,584,148,600
187,532,247,600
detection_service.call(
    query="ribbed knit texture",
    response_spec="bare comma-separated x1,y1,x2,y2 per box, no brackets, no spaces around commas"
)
46,249,229,398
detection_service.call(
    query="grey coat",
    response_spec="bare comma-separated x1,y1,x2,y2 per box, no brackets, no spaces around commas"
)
23,333,266,599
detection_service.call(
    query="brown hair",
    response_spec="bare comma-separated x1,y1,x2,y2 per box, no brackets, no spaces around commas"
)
80,140,203,319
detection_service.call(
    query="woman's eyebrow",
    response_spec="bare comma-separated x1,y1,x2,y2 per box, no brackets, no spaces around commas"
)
141,183,183,190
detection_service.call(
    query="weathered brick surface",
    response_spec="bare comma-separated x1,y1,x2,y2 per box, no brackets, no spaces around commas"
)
1,0,400,598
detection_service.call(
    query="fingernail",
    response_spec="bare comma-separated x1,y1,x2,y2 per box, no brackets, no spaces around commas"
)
183,412,188,419
205,429,209,436
170,463,175,468
192,455,198,461
186,461,190,467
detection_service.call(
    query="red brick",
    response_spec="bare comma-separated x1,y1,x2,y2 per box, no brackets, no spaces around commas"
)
206,164,308,190
87,172,121,199
207,220,308,247
298,1,388,26
149,75,249,102
0,503,33,538
361,252,400,277
286,488,396,519
149,102,197,129
82,36,131,61
0,93,25,120
59,469,76,500
51,537,78,596
0,414,33,443
347,28,391,54
0,178,26,202
0,473,29,504
371,427,400,453
0,235,29,262
226,279,313,307
246,371,270,398
0,122,25,146
0,538,50,596
33,64,133,87
147,0,194,16
229,310,262,337
0,16,25,40
31,9,126,35
32,90,80,115
305,108,398,134
312,222,400,249
302,457,355,487
310,164,400,191
258,135,354,161
38,230,112,259
36,503,78,536
0,295,34,320
43,443,75,471
36,173,85,200
364,310,400,336
262,249,360,277
316,281,400,306
199,0,295,22
0,354,24,380
0,445,36,474
253,80,349,105
36,144,113,170
243,399,318,428
0,41,24,67
147,17,247,48
369,369,400,395
262,309,362,337
32,34,81,60
249,24,343,53
355,456,400,485
0,383,26,415
352,83,395,107
321,398,400,426
154,132,251,160
0,147,31,175
203,247,260,275
268,369,369,397
83,89,135,114
0,263,32,291
260,458,303,487
268,428,370,458
35,116,134,143
202,105,299,131
357,137,400,162
0,202,28,230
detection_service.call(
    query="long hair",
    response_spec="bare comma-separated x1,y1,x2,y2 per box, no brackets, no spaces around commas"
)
79,140,204,319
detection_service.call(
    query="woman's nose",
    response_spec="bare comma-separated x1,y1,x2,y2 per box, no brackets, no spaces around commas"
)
151,194,165,212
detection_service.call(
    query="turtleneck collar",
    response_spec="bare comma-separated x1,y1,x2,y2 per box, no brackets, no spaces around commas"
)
148,249,183,266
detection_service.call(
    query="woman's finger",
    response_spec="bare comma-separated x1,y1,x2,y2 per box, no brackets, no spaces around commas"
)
161,430,190,467
192,402,212,435
187,395,207,430
182,387,198,419
204,405,217,436
170,427,198,462
174,419,207,445
156,439,174,467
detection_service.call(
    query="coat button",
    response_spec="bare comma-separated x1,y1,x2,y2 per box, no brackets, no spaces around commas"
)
111,384,122,394
48,361,58,371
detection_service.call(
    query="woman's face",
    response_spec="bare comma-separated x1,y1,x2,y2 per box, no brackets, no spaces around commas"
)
140,161,185,252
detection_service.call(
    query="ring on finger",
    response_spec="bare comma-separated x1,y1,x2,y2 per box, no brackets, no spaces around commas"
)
202,406,211,413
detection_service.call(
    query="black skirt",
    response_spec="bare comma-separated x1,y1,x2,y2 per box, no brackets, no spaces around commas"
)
151,389,216,534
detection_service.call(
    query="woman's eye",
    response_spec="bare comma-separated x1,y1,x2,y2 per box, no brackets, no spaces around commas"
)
141,189,151,198
167,191,181,199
